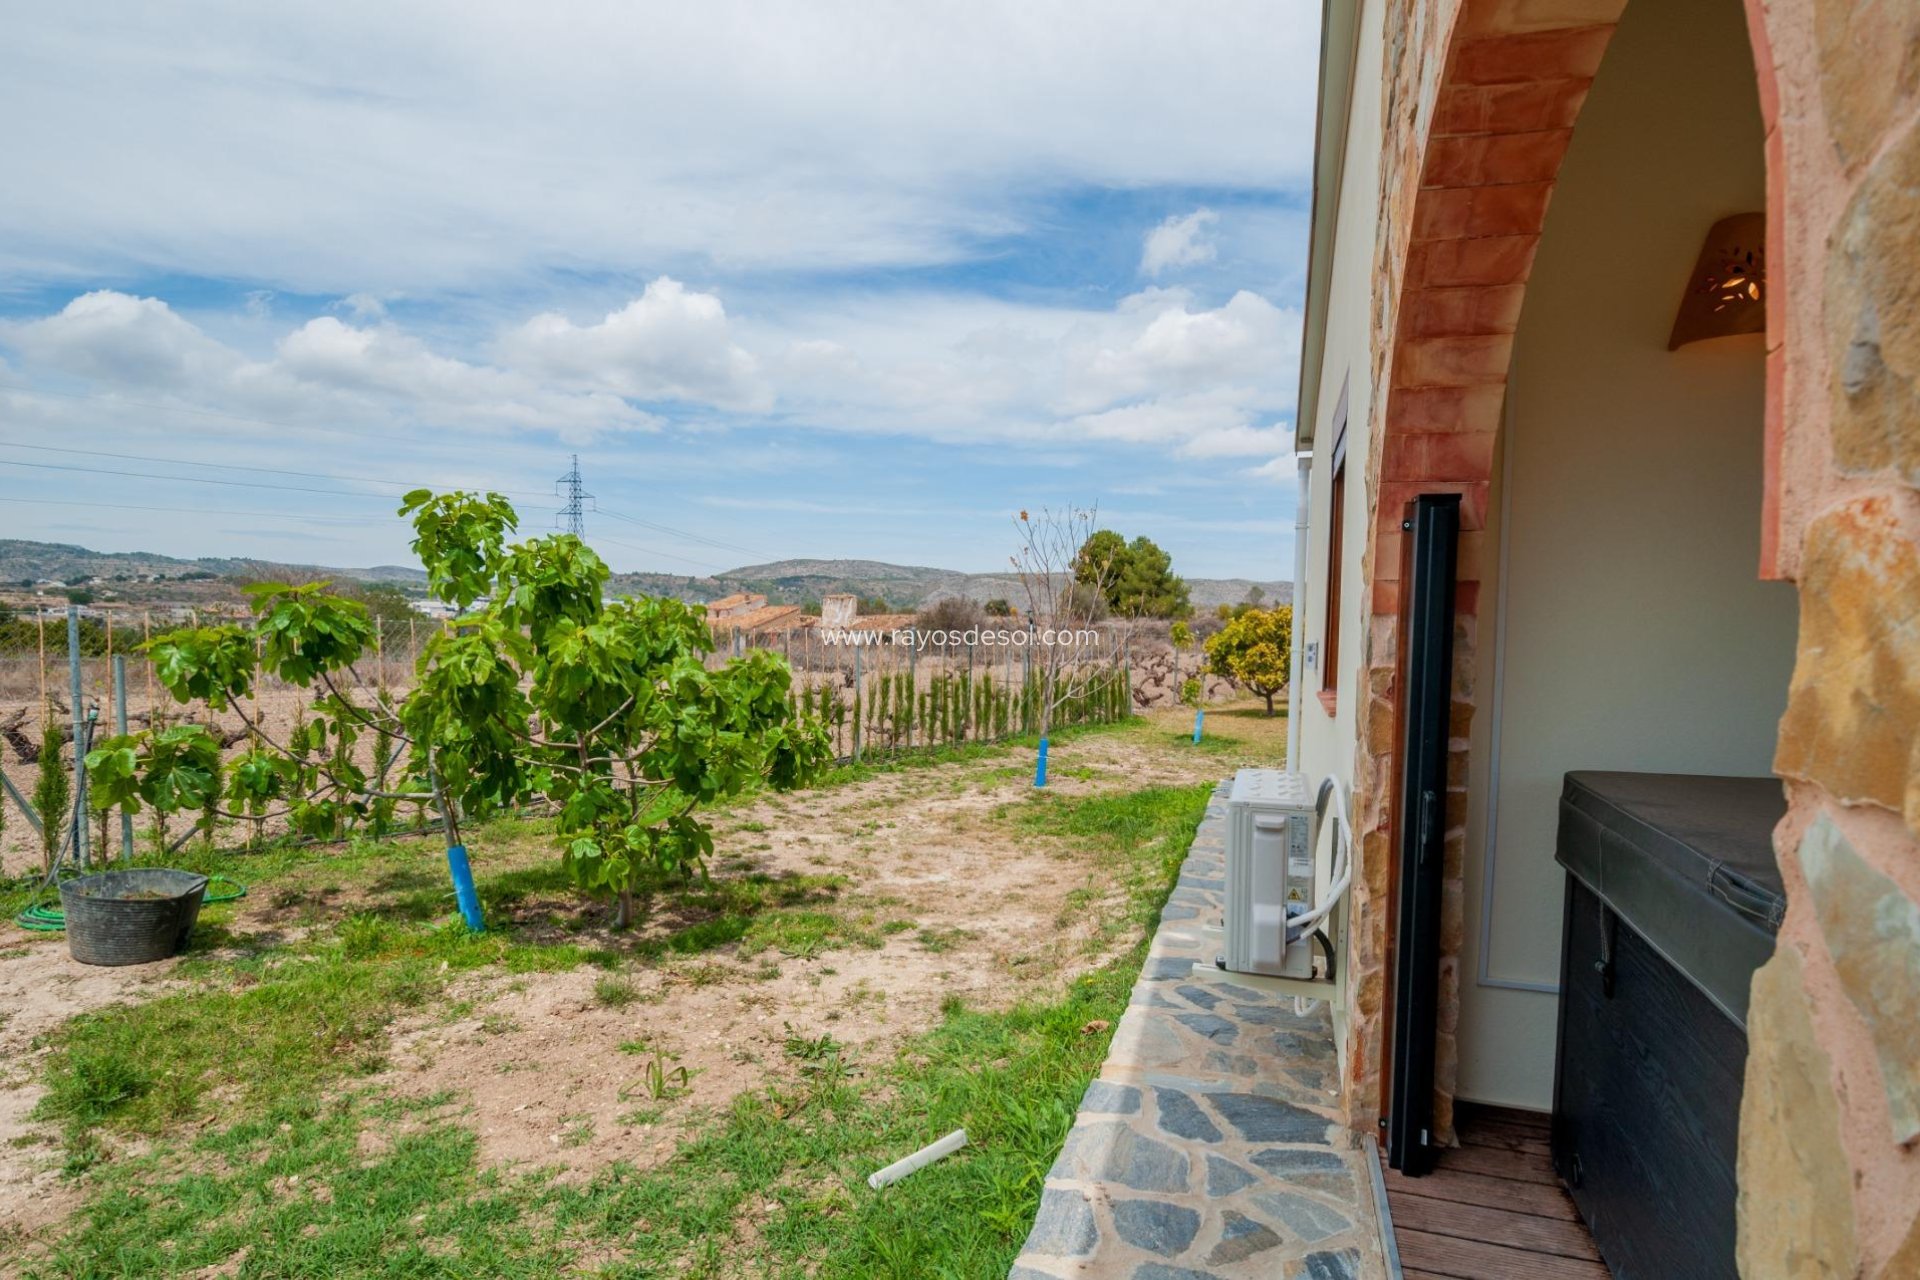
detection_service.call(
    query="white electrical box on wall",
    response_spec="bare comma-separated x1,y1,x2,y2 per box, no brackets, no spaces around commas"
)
1223,768,1317,979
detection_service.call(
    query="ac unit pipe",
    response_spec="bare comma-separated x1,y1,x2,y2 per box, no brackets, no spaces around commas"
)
1289,774,1353,935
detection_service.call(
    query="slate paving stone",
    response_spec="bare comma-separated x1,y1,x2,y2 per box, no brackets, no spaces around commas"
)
1252,1191,1352,1243
1296,1248,1362,1279
1176,983,1223,1011
1131,1266,1219,1280
1026,1188,1101,1257
1144,957,1197,981
1174,1013,1240,1044
1248,1147,1358,1199
1154,1087,1224,1142
1207,1210,1284,1265
1082,1080,1143,1115
1204,1154,1258,1197
1233,1004,1322,1028
1200,1050,1263,1078
1265,1030,1337,1059
1054,1122,1191,1194
1210,1092,1334,1144
1111,1199,1202,1258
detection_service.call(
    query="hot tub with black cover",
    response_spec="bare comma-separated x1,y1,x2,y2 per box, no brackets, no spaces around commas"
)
1552,770,1787,1280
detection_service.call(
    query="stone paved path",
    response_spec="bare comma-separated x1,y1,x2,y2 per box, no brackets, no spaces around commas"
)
1011,785,1388,1280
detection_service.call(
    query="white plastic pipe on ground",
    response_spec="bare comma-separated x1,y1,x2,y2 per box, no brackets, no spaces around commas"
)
867,1129,968,1189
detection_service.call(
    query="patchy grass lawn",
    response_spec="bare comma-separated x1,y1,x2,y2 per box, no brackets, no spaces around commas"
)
0,704,1286,1277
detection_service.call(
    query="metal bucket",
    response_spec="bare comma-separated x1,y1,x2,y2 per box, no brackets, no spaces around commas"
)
59,869,210,966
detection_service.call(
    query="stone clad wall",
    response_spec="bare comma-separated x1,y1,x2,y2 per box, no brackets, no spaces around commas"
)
1346,0,1920,1269
1735,0,1920,1272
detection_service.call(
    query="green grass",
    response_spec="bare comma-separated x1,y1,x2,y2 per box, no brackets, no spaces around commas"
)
15,778,1210,1279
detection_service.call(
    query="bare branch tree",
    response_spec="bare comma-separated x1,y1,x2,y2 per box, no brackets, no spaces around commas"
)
1010,505,1118,783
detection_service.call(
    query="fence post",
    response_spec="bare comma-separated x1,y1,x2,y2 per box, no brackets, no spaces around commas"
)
966,639,974,743
142,611,153,717
67,606,89,868
852,644,862,763
114,655,133,861
1022,631,1032,734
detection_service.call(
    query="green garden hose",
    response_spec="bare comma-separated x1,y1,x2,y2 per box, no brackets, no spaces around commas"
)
13,875,247,932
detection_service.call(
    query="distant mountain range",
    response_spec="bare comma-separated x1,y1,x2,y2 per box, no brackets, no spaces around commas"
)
694,559,1290,613
0,541,1289,613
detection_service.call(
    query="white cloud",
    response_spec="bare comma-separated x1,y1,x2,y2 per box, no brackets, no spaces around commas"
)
749,284,1301,474
1179,423,1295,458
1141,208,1220,277
0,2,1319,293
1243,455,1301,481
1066,288,1291,411
9,290,244,389
5,281,1299,471
4,291,662,443
502,278,769,412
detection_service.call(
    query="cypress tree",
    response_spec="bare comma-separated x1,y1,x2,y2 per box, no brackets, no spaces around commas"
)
34,720,69,873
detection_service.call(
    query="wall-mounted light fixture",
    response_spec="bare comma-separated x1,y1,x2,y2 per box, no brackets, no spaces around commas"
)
1668,212,1766,350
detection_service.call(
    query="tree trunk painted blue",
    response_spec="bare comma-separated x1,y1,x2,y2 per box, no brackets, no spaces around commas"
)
1193,710,1205,743
1034,737,1049,787
446,844,485,931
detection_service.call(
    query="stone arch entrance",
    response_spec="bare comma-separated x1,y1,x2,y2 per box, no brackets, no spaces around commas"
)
1328,0,1920,1269
1344,0,1790,1139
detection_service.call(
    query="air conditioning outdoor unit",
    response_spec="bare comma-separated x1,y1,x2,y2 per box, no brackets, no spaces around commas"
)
1222,767,1318,980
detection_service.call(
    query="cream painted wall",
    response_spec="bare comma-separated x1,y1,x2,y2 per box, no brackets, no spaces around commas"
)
1456,0,1799,1109
1297,0,1384,797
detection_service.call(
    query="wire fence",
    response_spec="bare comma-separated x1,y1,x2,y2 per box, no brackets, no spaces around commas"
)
0,607,1222,877
0,608,435,877
738,624,1137,762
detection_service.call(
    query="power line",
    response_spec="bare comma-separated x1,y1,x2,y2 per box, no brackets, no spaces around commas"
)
590,532,727,573
4,428,776,556
595,506,768,559
3,393,775,565
0,457,411,501
0,440,554,500
0,494,534,526
1,455,761,567
0,381,560,454
1,493,711,575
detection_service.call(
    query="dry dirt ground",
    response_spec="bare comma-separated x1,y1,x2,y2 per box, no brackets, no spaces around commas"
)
0,705,1287,1222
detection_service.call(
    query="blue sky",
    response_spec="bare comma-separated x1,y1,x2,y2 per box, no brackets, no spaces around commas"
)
0,0,1320,579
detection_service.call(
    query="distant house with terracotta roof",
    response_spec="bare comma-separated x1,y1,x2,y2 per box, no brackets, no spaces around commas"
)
712,602,807,635
705,592,763,619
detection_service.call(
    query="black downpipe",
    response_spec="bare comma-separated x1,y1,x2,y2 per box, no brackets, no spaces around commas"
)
1387,493,1461,1176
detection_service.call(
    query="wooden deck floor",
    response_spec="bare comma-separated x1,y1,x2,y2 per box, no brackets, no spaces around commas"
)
1379,1103,1608,1280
